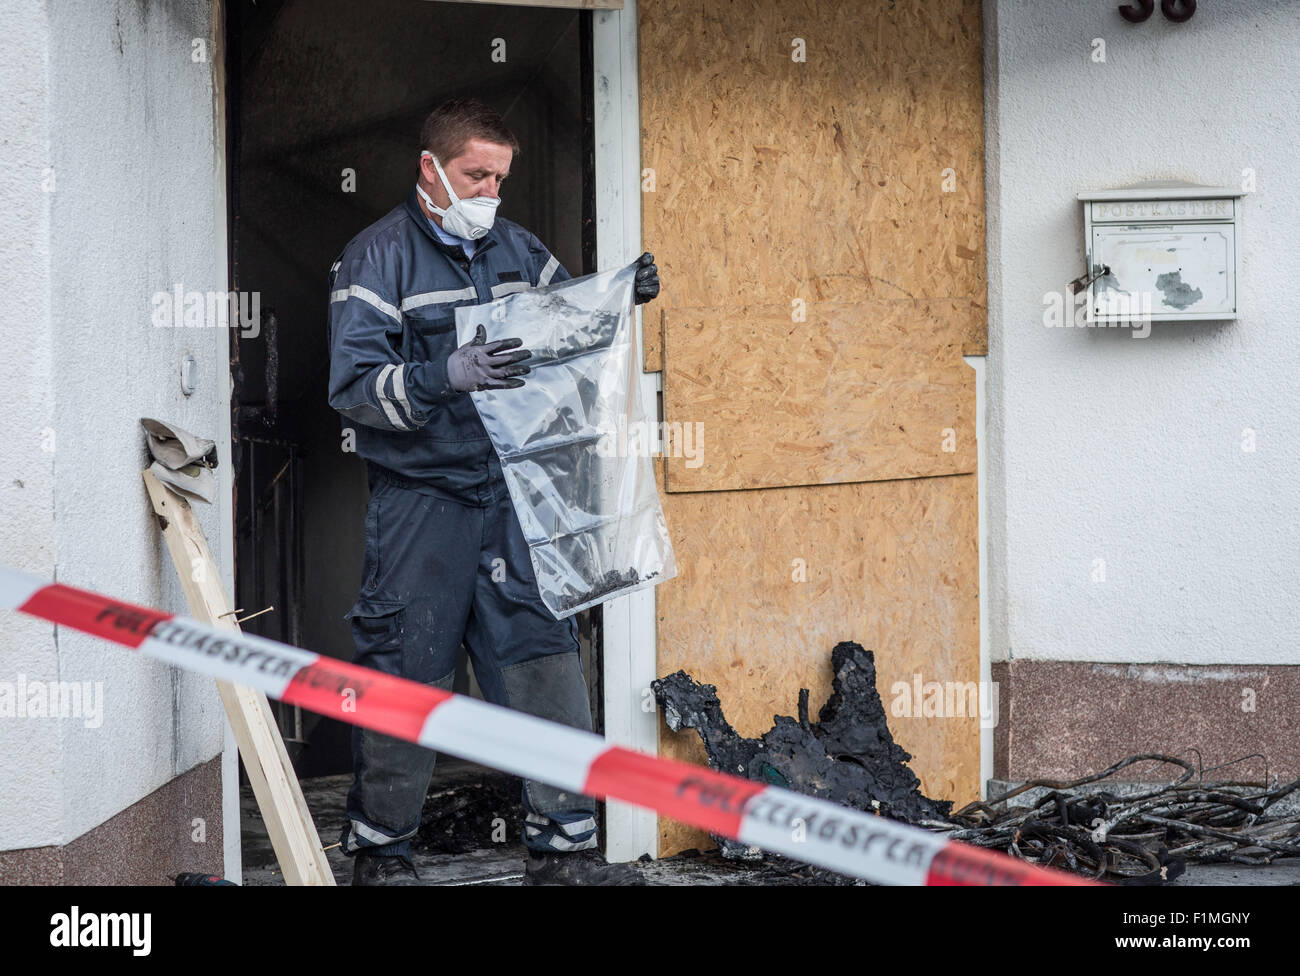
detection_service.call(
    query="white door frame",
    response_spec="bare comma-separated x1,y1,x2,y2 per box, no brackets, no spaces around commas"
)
592,0,660,862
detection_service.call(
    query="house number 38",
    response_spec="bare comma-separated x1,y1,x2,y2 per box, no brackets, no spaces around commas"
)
1119,0,1196,22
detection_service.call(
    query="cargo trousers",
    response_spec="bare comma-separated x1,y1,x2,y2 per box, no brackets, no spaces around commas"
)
339,462,599,858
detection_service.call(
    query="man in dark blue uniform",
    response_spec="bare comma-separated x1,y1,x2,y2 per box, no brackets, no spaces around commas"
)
326,98,659,885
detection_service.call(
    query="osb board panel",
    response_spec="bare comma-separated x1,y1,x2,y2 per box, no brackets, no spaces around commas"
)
958,299,987,359
662,300,976,492
638,0,988,356
645,298,984,374
644,307,664,373
655,473,980,856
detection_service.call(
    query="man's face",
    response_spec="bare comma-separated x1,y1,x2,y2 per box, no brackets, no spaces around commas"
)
420,138,513,216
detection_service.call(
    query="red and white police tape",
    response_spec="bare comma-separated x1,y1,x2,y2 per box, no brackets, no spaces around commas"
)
0,567,1094,886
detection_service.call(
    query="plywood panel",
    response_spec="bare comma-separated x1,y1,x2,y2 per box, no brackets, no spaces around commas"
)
958,297,988,359
662,300,976,491
644,306,664,373
638,0,986,855
655,473,980,856
638,0,987,354
648,298,985,373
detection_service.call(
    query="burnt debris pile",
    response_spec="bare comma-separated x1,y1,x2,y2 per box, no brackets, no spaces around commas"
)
416,772,526,855
654,642,1300,884
942,754,1300,884
652,640,952,864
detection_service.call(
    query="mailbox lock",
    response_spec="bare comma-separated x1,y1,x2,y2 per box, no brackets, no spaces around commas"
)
1069,264,1111,295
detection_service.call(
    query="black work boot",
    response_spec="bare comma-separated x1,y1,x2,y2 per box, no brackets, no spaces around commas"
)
522,849,648,886
351,851,421,886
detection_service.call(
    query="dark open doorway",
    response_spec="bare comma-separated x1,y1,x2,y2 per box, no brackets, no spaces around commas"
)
225,0,599,785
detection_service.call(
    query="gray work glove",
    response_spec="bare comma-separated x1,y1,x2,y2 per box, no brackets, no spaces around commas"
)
633,251,660,305
447,324,532,392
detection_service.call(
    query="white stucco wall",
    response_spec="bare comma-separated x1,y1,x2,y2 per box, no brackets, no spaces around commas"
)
0,0,231,854
985,0,1300,666
0,0,61,854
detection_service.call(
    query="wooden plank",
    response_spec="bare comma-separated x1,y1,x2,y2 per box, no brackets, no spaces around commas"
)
662,300,976,492
655,473,981,856
142,471,335,886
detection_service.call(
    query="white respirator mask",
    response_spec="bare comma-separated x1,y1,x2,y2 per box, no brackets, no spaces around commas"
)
417,151,500,240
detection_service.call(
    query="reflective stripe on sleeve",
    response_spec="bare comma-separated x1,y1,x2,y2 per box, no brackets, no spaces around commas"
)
538,255,560,286
374,364,410,430
331,284,402,322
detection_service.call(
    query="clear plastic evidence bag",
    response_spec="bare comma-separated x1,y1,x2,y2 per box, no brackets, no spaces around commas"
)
455,260,677,619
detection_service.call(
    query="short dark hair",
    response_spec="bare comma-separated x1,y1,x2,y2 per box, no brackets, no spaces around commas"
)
419,98,520,163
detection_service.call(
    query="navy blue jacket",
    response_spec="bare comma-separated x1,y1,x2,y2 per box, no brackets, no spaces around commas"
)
327,188,571,505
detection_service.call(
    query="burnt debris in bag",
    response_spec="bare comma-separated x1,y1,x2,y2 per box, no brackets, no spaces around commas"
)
456,262,677,619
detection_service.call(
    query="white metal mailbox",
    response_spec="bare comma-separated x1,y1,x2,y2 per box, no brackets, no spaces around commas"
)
1077,181,1244,323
